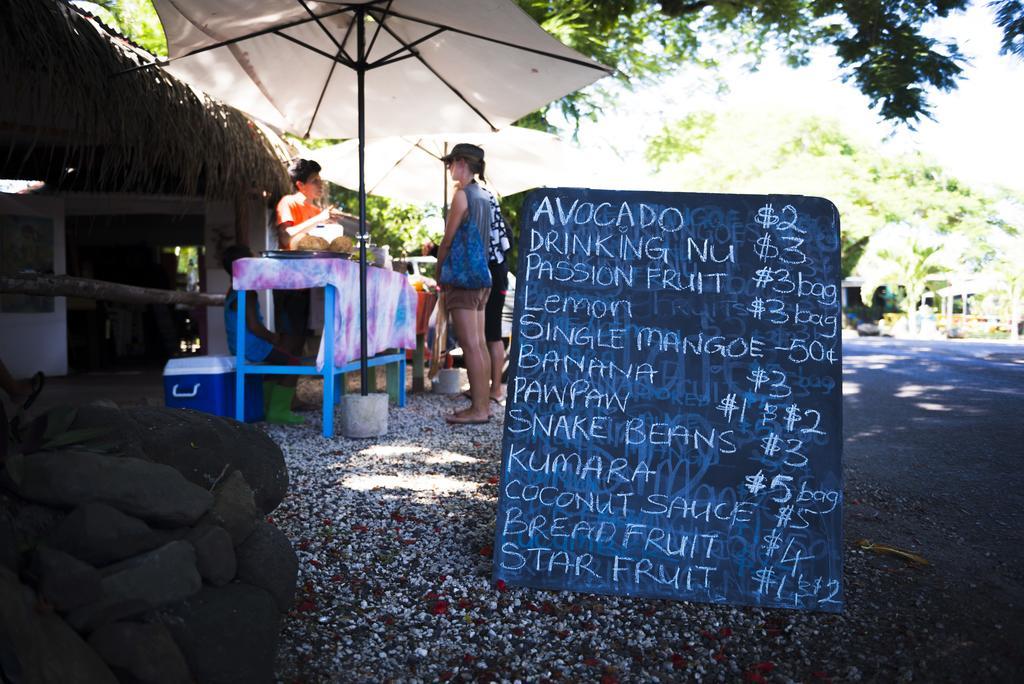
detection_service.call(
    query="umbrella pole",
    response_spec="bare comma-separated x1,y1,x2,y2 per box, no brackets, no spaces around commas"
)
357,7,369,396
442,142,448,220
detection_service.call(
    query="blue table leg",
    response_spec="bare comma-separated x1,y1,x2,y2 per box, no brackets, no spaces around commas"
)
235,289,247,422
323,284,336,437
398,355,406,407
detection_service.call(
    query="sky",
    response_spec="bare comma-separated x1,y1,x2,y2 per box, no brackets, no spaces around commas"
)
556,2,1024,194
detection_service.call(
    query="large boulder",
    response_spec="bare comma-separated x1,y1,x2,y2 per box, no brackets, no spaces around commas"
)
5,450,214,527
201,469,260,546
0,511,16,570
31,546,102,612
47,502,168,566
12,503,65,551
0,566,117,683
234,521,298,612
70,406,287,514
186,525,236,587
67,541,202,632
154,583,281,684
88,622,191,684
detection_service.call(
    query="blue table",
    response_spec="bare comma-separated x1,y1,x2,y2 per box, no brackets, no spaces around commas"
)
233,284,407,437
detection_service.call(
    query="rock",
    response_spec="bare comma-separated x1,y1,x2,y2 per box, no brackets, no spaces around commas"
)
67,541,201,632
70,406,288,514
12,503,65,551
201,470,259,546
5,450,214,527
31,546,102,612
0,512,16,570
89,622,191,684
187,525,236,587
47,502,168,566
0,566,117,683
234,521,298,612
154,583,281,684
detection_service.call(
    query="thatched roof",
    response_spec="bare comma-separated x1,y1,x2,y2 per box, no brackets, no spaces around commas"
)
0,0,290,199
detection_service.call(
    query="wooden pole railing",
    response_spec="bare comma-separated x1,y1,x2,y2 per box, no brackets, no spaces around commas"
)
0,274,225,307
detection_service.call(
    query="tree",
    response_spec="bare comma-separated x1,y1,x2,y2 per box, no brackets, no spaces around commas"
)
73,0,167,56
80,0,1021,127
645,110,1002,276
977,225,1024,339
992,0,1024,57
857,232,954,336
518,0,1021,127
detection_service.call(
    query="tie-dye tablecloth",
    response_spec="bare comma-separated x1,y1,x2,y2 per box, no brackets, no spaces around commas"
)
233,257,416,371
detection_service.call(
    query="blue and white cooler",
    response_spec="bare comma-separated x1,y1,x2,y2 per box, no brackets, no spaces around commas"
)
163,355,263,422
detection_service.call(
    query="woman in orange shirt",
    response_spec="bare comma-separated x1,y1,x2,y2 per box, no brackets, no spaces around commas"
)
273,158,340,355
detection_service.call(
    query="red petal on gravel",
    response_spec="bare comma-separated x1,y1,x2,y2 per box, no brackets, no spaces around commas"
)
719,627,733,637
351,524,368,532
439,574,448,583
583,657,600,666
671,654,687,669
495,579,507,592
743,672,767,683
713,651,727,662
512,627,525,636
383,615,394,625
297,539,311,551
600,674,619,684
440,671,453,681
431,600,449,615
701,629,715,639
391,512,405,522
812,671,830,680
479,545,493,556
754,662,775,672
424,592,439,600
487,476,499,485
462,654,475,664
308,559,322,568
321,518,333,526
458,599,472,609
297,599,315,612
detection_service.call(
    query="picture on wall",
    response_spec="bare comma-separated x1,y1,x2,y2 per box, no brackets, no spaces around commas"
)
0,214,55,313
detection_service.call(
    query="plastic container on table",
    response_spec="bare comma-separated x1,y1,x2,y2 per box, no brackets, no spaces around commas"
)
163,355,263,422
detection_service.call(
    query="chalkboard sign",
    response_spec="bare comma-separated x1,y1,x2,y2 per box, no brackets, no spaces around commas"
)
493,189,843,612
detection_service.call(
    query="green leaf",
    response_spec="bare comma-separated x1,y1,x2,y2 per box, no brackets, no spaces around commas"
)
41,426,113,450
42,407,78,442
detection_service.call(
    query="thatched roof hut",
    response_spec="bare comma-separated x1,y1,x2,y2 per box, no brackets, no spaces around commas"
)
0,0,290,199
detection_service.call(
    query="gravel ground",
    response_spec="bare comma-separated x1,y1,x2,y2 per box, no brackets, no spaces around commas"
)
266,389,1020,683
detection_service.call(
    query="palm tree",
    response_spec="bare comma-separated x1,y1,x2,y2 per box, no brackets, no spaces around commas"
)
985,232,1024,341
859,235,951,337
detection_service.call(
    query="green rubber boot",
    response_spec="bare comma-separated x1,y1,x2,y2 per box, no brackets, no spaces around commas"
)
262,381,276,418
266,384,305,425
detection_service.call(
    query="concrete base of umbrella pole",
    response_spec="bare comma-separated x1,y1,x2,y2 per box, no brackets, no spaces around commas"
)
339,393,389,438
432,368,466,394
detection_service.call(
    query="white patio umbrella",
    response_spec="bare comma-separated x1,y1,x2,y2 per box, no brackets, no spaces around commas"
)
136,0,611,392
308,127,617,206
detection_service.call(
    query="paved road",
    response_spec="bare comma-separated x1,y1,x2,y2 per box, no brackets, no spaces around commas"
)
841,337,1024,676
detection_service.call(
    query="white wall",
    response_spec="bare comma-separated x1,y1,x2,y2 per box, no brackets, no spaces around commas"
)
204,200,275,356
0,195,68,377
204,201,234,356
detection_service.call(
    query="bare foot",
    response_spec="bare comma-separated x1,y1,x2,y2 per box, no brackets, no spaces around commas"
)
446,410,490,425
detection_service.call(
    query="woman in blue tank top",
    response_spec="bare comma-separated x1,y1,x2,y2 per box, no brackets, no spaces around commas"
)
436,143,494,425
